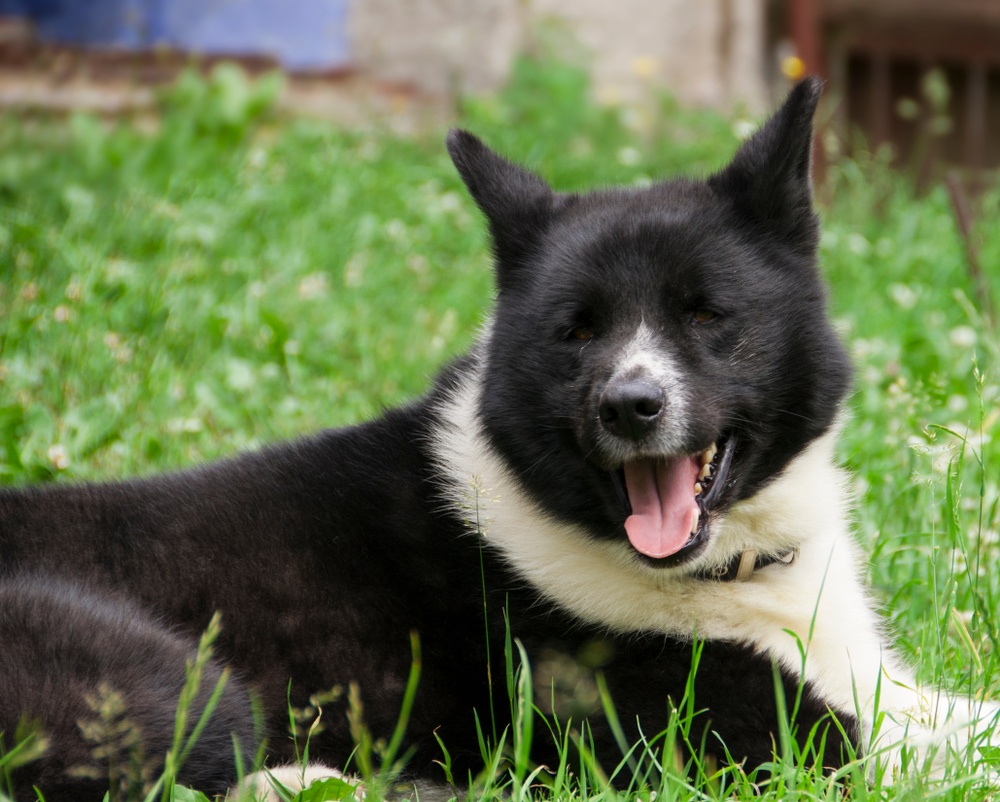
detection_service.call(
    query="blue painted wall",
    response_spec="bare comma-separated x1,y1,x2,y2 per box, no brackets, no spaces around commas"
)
0,0,351,69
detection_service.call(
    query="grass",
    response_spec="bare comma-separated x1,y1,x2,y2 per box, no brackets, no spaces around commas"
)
0,59,998,799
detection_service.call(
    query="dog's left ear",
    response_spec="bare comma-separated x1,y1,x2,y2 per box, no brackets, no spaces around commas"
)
709,77,822,253
447,129,554,290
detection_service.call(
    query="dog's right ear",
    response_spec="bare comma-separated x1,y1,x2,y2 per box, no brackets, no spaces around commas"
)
447,129,554,289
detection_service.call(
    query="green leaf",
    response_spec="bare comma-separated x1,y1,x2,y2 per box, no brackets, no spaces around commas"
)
169,786,211,802
293,776,360,802
979,745,1000,767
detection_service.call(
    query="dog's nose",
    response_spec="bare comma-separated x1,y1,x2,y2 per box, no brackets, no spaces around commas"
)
599,380,665,439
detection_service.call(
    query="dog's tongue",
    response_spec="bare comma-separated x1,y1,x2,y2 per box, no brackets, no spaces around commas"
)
623,456,700,558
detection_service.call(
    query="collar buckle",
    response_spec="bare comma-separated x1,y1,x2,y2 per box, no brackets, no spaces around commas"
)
698,546,798,582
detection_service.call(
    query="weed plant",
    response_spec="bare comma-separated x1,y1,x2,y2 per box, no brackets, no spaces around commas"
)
0,60,997,800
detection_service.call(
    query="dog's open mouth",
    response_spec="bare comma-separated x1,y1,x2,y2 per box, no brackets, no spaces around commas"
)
612,435,737,564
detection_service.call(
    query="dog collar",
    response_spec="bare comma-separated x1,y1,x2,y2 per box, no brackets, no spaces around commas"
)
697,547,798,582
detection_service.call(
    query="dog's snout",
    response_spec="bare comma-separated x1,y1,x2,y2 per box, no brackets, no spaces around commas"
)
599,380,665,440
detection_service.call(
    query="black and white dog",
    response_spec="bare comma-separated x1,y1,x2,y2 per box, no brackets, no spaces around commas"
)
0,79,993,800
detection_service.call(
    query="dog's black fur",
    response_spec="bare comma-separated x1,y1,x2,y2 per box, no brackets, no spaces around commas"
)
0,576,253,799
0,79,859,797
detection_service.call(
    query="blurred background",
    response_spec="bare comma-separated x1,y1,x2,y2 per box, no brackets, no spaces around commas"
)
0,0,997,176
0,1,997,694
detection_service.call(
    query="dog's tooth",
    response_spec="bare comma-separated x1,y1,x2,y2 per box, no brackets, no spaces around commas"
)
694,482,703,496
701,443,717,466
690,507,700,534
699,464,712,480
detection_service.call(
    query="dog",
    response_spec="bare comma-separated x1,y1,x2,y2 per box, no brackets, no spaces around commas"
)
0,78,994,800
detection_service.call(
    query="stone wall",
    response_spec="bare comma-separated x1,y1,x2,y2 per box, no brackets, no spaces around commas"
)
349,0,769,112
349,0,524,96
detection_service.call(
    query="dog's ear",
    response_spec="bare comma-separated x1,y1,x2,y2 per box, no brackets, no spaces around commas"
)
709,78,822,253
447,129,554,289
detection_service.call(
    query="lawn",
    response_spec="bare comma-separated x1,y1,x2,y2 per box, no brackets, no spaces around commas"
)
0,60,998,799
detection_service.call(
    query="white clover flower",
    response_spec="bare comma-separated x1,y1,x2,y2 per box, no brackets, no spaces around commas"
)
732,119,756,140
947,394,969,413
616,147,640,167
949,325,977,349
846,233,871,256
888,283,918,310
47,444,69,471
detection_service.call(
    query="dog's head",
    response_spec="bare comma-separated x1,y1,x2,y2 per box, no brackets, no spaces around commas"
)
447,79,851,569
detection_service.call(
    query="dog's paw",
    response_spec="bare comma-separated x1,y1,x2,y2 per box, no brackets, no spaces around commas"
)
230,763,362,801
873,693,1000,781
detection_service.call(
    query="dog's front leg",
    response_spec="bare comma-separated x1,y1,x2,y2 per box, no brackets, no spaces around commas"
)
695,544,999,779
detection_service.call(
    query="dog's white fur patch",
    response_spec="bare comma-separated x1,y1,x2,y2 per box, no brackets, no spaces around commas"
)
431,349,998,769
232,763,357,801
595,322,692,460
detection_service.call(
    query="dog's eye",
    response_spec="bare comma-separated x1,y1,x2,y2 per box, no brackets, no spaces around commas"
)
691,309,718,325
571,326,595,342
